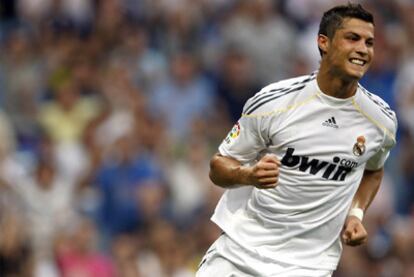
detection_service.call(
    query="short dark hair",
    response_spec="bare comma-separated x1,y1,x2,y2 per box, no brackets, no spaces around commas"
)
318,3,374,56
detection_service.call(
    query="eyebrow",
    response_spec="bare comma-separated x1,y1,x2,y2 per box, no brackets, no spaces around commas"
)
344,31,374,40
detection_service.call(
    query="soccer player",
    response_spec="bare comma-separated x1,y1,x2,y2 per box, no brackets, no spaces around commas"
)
197,3,397,277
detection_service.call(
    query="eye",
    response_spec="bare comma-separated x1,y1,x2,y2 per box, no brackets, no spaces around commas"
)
366,40,374,47
346,34,359,41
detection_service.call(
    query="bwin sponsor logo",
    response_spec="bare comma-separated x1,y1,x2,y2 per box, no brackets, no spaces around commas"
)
281,148,358,181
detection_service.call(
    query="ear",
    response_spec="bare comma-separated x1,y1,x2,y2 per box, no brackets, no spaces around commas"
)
317,34,329,55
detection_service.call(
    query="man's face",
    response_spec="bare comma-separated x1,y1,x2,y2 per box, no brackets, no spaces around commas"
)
320,18,375,80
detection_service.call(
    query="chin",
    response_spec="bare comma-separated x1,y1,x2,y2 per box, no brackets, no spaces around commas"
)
345,68,366,80
349,73,364,80
342,62,369,79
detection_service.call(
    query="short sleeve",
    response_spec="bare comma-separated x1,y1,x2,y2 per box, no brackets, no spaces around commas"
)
218,115,268,164
365,144,391,170
365,117,397,171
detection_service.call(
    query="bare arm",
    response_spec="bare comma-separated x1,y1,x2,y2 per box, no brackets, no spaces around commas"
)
342,168,384,246
209,153,280,189
350,168,384,212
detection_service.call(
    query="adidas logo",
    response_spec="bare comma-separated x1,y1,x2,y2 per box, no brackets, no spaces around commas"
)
322,117,338,128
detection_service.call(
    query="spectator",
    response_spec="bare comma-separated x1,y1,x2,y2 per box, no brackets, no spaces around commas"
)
0,150,79,275
149,50,217,145
0,211,34,277
55,217,115,277
221,0,296,84
214,46,260,122
93,131,165,244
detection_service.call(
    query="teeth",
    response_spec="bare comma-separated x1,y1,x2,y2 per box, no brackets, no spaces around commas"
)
350,59,365,65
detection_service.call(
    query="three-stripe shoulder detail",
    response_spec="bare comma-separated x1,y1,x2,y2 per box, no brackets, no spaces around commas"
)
243,73,316,115
358,85,395,120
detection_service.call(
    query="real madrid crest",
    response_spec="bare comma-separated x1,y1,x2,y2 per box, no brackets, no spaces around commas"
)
353,136,366,156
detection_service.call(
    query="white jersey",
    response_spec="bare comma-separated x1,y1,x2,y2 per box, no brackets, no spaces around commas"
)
212,73,397,272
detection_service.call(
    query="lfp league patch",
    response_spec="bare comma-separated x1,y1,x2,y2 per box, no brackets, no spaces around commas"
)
224,122,241,144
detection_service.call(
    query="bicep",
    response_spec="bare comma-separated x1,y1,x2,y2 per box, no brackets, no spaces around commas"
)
360,168,384,187
210,152,242,169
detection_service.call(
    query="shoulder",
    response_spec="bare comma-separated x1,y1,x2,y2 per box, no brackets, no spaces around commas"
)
242,72,317,116
356,84,397,141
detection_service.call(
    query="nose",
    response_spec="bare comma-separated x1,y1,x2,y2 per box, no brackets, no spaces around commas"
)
355,41,369,56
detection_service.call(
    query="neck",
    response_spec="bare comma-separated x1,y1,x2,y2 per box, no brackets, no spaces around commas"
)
316,66,359,99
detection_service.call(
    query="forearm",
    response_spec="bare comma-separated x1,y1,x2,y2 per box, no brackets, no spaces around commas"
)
209,153,251,188
350,168,384,212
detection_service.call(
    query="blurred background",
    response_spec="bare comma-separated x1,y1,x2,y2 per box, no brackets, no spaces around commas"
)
0,0,413,276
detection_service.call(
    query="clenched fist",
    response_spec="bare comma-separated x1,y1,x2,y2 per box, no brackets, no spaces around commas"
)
247,154,281,189
341,216,368,246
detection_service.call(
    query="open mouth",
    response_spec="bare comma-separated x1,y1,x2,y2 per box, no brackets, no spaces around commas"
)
349,58,366,66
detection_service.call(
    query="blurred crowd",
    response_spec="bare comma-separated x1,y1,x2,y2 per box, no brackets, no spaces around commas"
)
0,0,413,276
